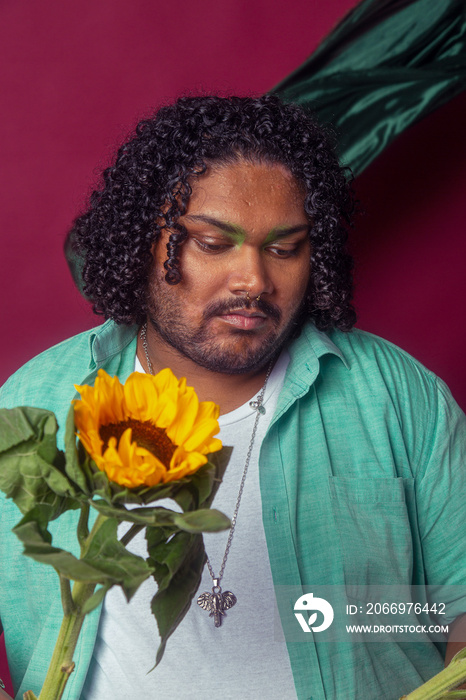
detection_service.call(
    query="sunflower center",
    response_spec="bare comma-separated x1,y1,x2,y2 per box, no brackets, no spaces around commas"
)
99,419,176,468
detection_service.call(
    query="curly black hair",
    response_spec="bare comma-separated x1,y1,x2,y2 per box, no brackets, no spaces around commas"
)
73,94,356,331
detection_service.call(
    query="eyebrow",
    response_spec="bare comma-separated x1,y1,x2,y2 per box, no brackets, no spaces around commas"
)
183,214,310,239
264,224,311,242
183,215,246,236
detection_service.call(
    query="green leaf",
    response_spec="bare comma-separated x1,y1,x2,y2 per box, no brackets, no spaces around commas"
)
64,404,89,494
81,584,111,615
13,510,152,600
141,525,168,549
0,407,43,451
171,508,230,534
13,511,108,582
35,411,61,466
166,450,233,513
0,407,78,515
14,503,54,542
149,532,206,668
89,468,115,502
88,499,178,526
190,462,217,507
0,450,78,517
201,447,233,507
146,530,194,591
82,518,153,600
89,500,230,534
89,499,175,525
114,482,182,506
0,406,60,466
168,462,215,512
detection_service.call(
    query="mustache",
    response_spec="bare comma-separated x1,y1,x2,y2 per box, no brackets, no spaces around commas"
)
203,297,281,323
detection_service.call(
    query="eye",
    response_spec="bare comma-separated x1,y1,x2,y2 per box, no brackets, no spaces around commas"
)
193,238,232,254
266,245,299,258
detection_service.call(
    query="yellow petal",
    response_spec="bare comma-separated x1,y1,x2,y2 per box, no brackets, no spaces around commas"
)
202,437,223,455
183,418,222,453
152,367,180,396
124,373,157,422
165,447,207,482
167,386,199,445
73,365,222,489
195,401,220,422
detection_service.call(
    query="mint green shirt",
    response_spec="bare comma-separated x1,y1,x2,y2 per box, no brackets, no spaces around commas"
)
1,320,465,699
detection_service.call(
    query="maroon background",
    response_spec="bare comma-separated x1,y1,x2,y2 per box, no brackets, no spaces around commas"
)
1,0,465,694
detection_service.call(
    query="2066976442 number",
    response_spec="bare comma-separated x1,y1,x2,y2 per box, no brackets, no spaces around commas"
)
366,602,446,615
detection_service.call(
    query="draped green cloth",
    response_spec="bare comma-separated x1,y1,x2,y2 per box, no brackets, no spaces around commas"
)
272,0,466,176
65,0,466,290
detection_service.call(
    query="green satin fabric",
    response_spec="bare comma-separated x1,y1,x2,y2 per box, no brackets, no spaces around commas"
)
272,0,466,175
65,0,466,292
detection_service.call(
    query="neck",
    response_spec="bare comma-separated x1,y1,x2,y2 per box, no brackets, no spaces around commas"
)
137,324,273,414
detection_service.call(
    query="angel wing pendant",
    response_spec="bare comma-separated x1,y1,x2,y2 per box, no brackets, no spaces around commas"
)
197,584,237,627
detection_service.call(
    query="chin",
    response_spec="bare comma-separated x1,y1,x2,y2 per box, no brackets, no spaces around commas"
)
188,339,281,375
148,314,290,374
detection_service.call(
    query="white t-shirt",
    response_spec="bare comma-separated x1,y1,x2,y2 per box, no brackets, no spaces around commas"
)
81,354,296,699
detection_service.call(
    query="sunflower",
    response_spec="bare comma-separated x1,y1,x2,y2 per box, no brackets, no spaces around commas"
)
73,368,222,488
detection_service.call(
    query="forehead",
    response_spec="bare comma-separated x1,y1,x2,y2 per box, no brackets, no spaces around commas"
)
184,160,308,230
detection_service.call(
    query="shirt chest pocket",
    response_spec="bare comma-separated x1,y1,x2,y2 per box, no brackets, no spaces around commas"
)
329,476,414,585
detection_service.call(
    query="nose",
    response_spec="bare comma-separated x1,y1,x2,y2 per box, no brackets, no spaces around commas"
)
228,246,274,299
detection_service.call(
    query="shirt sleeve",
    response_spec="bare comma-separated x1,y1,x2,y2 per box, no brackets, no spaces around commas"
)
415,376,466,623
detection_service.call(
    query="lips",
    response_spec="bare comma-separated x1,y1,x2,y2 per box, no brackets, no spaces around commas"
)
218,310,268,330
203,297,281,329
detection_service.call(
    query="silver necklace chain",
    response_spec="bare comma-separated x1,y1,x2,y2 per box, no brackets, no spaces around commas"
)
141,323,154,374
140,322,273,627
204,360,272,583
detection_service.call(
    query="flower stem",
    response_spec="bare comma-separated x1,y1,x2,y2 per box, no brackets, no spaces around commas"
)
77,503,90,549
37,581,95,700
119,523,144,547
401,659,466,699
58,575,73,617
36,514,108,700
81,511,108,556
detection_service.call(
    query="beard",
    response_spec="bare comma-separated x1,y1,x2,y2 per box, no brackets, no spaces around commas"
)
147,291,306,375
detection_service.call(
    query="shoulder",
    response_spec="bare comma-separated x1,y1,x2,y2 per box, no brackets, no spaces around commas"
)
296,325,466,481
294,323,461,420
296,322,440,387
329,326,429,366
324,326,464,432
327,326,438,384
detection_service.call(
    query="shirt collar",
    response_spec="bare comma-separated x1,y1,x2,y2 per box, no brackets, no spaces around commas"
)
287,322,349,381
88,320,138,369
268,322,349,427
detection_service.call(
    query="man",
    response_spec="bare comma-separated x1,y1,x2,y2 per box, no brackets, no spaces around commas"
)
1,95,465,699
